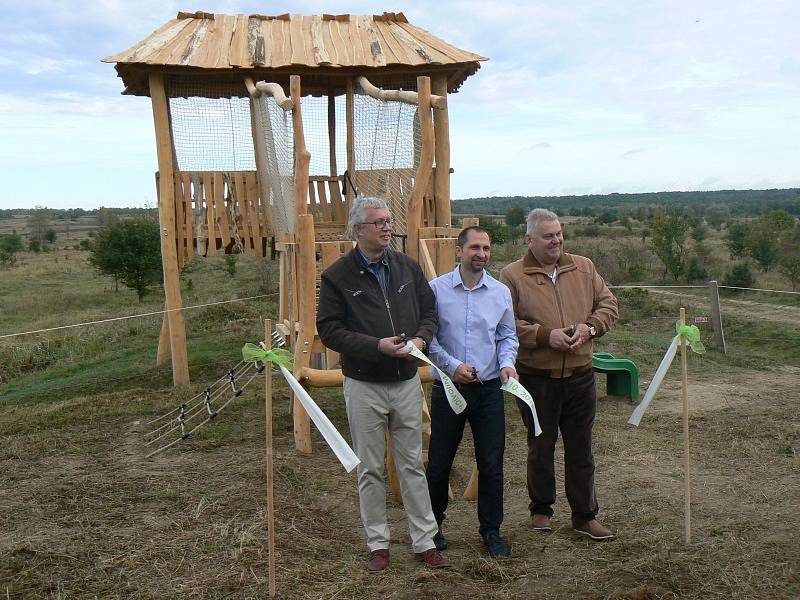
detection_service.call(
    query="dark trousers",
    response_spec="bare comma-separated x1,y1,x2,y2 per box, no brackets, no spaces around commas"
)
426,378,505,536
517,370,599,526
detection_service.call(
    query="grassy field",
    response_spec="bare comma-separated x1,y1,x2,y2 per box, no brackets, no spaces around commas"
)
1,230,798,599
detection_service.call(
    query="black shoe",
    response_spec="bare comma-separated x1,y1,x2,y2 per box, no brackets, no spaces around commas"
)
433,527,448,551
483,531,511,558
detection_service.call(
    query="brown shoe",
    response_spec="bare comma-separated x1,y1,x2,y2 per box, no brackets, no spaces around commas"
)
413,548,451,568
367,549,390,573
532,514,552,531
573,519,614,540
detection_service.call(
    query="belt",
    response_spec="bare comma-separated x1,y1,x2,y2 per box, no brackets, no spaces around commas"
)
522,363,593,379
435,377,500,390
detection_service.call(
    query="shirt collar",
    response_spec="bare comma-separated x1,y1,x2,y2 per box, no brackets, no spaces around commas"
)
452,265,488,290
356,246,387,267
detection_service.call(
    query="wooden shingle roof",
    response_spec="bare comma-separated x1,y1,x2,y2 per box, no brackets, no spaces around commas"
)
103,11,487,96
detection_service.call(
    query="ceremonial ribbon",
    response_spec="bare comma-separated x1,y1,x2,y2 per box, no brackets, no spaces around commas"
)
628,320,706,427
242,344,360,473
501,377,542,436
403,342,467,414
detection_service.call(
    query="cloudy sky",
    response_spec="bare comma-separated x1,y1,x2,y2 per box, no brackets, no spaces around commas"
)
1,1,798,209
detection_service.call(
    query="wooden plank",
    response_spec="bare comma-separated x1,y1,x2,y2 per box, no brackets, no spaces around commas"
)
310,14,332,65
316,180,330,221
231,172,249,254
143,19,197,65
149,73,189,386
406,76,435,261
110,18,188,63
327,92,337,177
346,78,355,203
307,178,319,220
418,239,437,281
182,17,214,66
320,18,337,65
435,237,455,275
213,14,236,68
329,19,350,65
239,171,255,254
291,76,311,218
396,21,476,63
202,172,217,256
246,171,264,258
214,172,231,249
360,15,386,67
173,175,185,269
182,172,194,262
289,14,306,65
229,14,250,67
347,17,366,65
328,180,344,222
373,20,405,64
389,22,438,64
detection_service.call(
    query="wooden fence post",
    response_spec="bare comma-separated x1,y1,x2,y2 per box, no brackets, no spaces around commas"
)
707,280,727,353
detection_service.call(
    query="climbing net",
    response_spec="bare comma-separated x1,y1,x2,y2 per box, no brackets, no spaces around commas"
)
352,83,422,250
250,93,295,236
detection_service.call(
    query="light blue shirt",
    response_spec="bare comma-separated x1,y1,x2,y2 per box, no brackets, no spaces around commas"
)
428,266,519,381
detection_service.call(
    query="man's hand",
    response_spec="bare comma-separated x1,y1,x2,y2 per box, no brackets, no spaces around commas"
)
568,323,591,352
378,336,408,357
548,327,574,352
500,367,518,384
453,363,478,384
399,337,425,361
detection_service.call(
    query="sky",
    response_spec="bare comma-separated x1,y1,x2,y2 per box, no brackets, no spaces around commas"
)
1,1,798,209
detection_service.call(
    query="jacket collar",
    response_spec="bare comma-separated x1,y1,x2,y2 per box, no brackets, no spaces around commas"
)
522,249,575,274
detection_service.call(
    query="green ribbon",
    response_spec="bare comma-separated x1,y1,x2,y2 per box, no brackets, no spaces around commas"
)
241,343,294,368
675,322,706,354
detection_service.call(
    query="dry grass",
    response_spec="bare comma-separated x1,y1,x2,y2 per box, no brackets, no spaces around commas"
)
1,363,798,599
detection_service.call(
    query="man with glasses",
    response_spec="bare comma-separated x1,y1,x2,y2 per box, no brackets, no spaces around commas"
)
317,196,449,572
425,226,518,558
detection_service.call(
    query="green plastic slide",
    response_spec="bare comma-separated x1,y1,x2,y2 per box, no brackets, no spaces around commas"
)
592,352,640,401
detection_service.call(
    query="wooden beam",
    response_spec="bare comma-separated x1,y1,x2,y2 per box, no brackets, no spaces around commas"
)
431,74,451,227
406,76,435,262
293,214,315,453
149,73,189,385
345,77,355,204
328,89,337,177
291,75,310,219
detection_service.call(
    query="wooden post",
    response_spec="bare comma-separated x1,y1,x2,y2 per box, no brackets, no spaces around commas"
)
264,319,276,597
291,75,310,218
293,214,314,453
431,74,451,228
328,89,337,178
156,313,169,366
680,307,691,544
346,77,355,204
463,466,479,501
406,76,435,262
149,73,189,385
707,280,727,354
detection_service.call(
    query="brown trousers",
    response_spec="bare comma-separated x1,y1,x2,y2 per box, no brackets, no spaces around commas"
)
517,369,599,526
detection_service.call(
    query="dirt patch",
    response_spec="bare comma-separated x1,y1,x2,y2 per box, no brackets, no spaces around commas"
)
1,366,798,599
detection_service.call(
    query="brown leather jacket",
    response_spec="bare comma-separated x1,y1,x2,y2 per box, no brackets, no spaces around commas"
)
499,250,618,375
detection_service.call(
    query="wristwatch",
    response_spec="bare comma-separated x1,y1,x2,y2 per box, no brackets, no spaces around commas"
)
585,323,597,338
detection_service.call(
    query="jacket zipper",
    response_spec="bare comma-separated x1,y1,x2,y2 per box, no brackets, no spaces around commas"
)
551,276,567,377
365,265,401,380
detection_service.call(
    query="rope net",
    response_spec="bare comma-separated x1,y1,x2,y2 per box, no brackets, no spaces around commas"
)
353,79,422,250
251,94,295,235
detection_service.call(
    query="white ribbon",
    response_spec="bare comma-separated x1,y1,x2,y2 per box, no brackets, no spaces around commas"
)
404,342,467,414
628,336,679,427
501,377,542,436
279,365,360,472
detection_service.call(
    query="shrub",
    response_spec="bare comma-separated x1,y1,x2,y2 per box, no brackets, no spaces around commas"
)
722,263,755,291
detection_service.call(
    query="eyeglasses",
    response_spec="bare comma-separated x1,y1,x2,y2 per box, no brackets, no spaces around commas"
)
360,218,394,229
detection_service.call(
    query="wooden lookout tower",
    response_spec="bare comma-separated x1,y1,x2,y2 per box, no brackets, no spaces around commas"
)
104,11,486,455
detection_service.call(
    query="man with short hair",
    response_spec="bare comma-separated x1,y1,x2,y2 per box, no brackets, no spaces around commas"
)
425,226,518,558
317,196,450,572
500,208,619,541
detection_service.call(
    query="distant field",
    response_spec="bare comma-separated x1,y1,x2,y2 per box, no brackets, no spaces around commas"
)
1,221,798,598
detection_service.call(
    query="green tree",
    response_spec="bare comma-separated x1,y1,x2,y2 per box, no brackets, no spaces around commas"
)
505,205,525,228
722,262,755,291
45,229,57,244
0,234,24,267
690,221,708,242
89,219,163,301
725,220,751,259
765,209,795,231
650,209,689,280
704,204,731,230
28,239,41,253
26,206,52,243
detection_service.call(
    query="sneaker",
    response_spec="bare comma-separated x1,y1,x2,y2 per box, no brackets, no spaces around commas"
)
413,548,451,568
433,527,448,551
483,531,511,558
531,514,552,531
367,549,389,573
573,519,614,541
